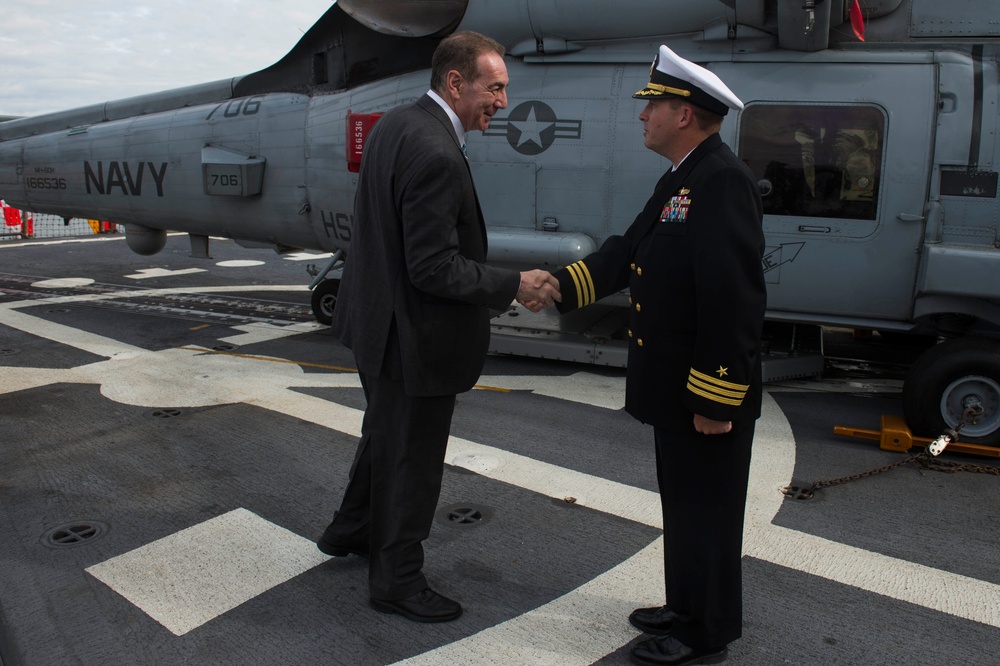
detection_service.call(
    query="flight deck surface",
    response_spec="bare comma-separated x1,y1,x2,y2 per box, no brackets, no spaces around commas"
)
1,234,998,665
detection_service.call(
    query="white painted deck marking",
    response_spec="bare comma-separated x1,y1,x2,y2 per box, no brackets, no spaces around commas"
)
31,277,95,288
219,321,327,346
446,437,661,529
397,540,662,666
215,260,264,267
281,251,334,261
86,508,329,636
478,371,626,410
125,267,207,279
1,285,998,653
741,406,1000,625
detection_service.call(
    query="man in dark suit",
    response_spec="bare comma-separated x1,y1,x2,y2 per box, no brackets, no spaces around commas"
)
317,31,560,623
551,45,766,665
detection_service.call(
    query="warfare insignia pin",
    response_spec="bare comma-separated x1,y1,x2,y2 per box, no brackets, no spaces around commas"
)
678,187,690,195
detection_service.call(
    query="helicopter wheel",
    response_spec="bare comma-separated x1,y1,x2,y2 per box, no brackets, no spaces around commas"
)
310,278,340,325
902,337,1000,447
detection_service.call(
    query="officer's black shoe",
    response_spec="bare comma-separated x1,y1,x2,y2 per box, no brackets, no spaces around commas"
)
630,635,728,666
629,606,678,635
316,537,369,558
370,587,462,623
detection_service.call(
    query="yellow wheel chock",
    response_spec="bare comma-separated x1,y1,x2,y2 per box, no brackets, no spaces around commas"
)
834,414,1000,458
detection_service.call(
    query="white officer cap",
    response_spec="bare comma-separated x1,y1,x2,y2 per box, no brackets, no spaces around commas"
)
633,45,743,116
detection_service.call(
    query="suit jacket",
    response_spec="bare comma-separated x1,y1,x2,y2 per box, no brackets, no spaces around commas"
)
553,134,767,432
331,94,520,397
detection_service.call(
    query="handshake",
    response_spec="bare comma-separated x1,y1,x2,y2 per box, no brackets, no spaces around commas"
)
516,269,561,313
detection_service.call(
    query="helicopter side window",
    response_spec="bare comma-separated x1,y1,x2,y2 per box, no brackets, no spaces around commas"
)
738,104,885,221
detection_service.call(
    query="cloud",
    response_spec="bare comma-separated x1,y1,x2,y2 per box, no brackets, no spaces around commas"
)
0,0,334,117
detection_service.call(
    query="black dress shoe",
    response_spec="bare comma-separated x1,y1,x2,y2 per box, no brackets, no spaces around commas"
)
316,537,368,558
631,635,728,666
370,587,462,623
629,605,678,634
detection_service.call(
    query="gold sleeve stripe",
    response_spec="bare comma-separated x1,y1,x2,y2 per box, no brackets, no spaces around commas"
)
566,263,585,306
566,261,596,306
688,374,746,399
689,368,750,391
568,262,593,305
577,261,596,304
687,382,745,406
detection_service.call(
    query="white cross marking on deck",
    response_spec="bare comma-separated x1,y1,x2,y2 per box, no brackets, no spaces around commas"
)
125,267,207,279
86,508,329,636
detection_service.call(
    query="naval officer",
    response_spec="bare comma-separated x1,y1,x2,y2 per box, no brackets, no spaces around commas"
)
317,31,560,623
551,45,766,665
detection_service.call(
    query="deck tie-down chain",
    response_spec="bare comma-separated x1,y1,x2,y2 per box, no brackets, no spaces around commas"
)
782,406,998,500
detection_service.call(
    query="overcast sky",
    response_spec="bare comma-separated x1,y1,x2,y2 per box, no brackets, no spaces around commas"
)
1,1,335,118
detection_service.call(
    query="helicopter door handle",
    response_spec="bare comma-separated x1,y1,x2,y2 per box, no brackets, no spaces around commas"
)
896,213,925,222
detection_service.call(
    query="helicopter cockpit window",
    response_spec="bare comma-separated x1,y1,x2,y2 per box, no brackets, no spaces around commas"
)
738,105,885,220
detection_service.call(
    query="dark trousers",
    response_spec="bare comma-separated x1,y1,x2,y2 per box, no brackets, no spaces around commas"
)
322,370,456,600
654,421,754,650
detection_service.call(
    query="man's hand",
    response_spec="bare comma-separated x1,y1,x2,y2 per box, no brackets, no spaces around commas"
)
517,270,561,312
693,413,732,435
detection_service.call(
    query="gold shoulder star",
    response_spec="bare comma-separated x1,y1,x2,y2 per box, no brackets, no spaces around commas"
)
716,366,728,377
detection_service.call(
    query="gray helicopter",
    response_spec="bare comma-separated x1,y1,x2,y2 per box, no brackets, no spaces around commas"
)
1,0,998,446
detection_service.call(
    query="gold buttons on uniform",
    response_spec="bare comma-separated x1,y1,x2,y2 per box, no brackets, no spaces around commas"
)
630,262,636,271
628,296,633,305
637,266,643,276
635,303,641,312
628,329,633,338
637,338,644,347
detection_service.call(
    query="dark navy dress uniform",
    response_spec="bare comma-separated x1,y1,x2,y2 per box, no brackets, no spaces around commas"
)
553,132,766,652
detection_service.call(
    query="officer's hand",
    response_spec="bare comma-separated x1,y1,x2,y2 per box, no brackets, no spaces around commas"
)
693,414,732,435
517,270,561,311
